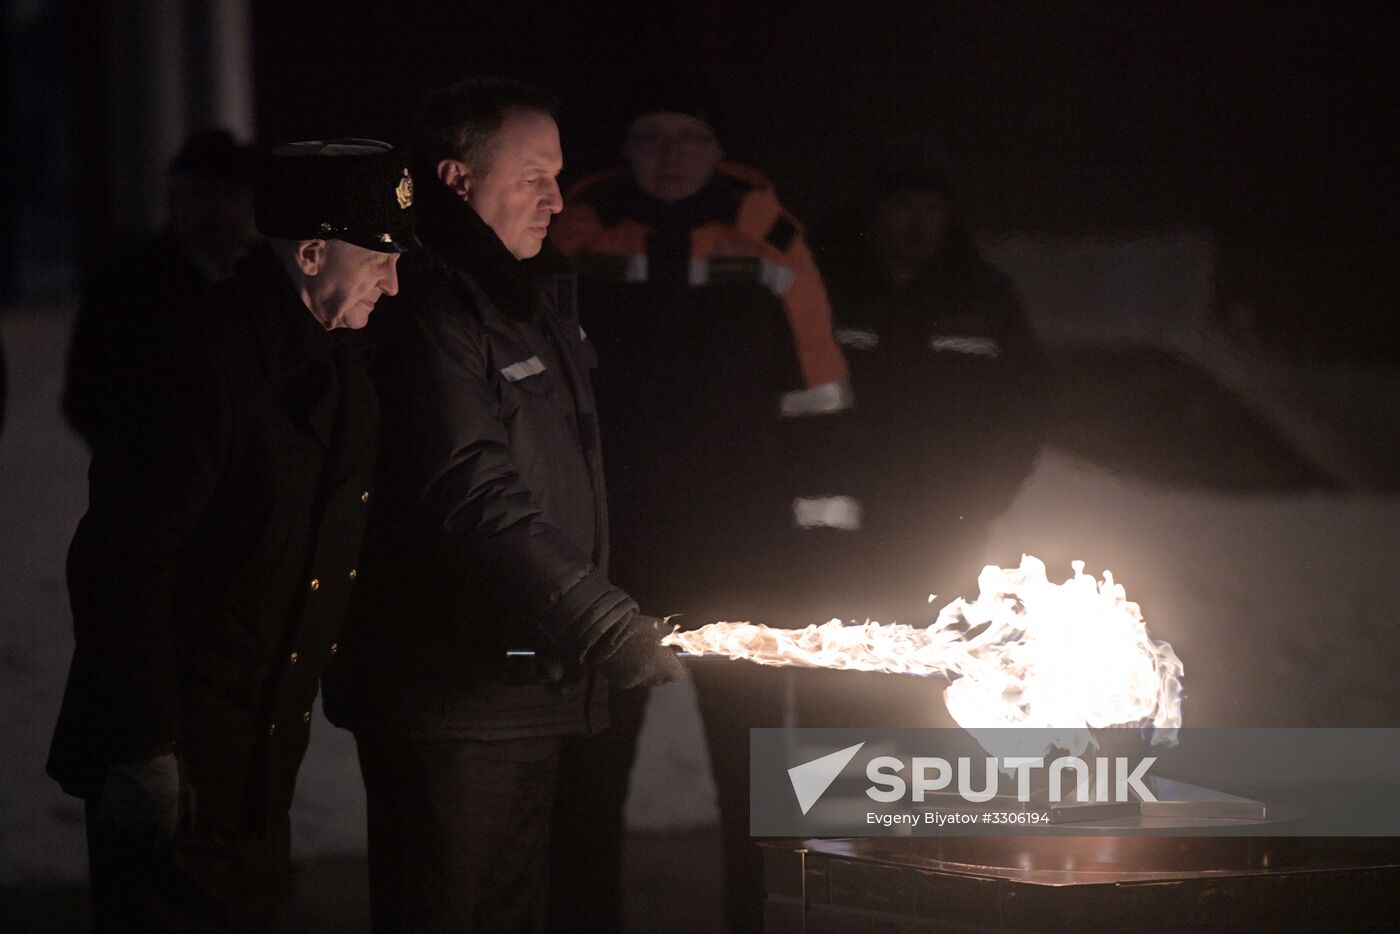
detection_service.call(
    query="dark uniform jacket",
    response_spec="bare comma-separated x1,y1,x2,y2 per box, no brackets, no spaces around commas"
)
323,184,630,741
813,224,1047,620
49,246,377,832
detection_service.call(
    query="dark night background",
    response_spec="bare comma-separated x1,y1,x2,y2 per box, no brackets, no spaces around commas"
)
7,1,1399,358
3,2,1400,931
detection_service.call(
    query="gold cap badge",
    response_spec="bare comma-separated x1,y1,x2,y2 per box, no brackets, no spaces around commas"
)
395,168,414,210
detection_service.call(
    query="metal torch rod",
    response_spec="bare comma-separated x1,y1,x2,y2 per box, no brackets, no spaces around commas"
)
504,648,948,677
505,649,706,659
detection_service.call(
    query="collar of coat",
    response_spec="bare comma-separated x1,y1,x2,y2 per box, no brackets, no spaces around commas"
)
413,174,573,323
232,245,373,381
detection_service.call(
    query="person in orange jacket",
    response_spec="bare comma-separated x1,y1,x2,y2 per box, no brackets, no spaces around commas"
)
548,91,853,934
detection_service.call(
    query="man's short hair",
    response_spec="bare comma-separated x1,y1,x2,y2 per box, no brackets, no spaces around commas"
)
414,76,559,178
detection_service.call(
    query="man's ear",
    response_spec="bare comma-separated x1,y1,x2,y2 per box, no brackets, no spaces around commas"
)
438,158,472,199
293,239,327,275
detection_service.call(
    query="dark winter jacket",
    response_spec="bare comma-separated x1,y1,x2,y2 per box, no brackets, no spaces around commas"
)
811,222,1047,618
322,181,630,740
49,246,377,831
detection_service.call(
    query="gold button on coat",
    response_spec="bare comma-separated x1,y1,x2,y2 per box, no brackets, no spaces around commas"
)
330,643,338,655
269,723,277,736
309,579,320,591
361,491,370,503
302,711,311,722
290,651,299,664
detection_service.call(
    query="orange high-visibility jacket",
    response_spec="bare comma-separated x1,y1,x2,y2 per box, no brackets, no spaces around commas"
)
552,162,850,406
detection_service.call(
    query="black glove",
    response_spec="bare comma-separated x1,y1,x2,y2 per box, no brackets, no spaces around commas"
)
93,748,187,848
592,613,687,690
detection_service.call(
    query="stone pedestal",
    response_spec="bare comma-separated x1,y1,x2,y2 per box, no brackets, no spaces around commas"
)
763,836,1400,933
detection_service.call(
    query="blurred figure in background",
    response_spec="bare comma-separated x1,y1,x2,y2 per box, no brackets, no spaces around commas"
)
549,89,852,934
63,129,259,453
797,142,1047,729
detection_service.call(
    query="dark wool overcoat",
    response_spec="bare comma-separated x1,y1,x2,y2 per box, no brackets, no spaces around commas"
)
49,246,377,832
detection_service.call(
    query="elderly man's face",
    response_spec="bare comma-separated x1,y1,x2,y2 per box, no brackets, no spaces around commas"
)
624,112,723,204
301,240,400,330
468,108,564,260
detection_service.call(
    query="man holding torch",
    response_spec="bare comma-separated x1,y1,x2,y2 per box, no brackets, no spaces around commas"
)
322,77,684,932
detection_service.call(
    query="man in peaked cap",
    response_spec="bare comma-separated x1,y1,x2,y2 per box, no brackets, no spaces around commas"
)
49,139,413,932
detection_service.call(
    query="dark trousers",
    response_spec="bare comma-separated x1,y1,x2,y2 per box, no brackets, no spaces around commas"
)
689,665,956,934
691,662,792,934
355,732,563,934
84,797,290,933
547,686,651,933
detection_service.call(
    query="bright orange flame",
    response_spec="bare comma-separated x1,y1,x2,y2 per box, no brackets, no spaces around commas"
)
661,555,1184,753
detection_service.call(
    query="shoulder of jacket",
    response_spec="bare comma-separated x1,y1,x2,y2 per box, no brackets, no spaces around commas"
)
395,260,492,341
715,161,776,194
564,167,632,204
557,170,635,251
719,168,806,249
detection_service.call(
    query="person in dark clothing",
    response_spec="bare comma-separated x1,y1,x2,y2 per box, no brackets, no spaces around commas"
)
321,78,685,934
548,94,853,934
796,143,1047,729
812,143,1045,623
63,129,259,453
48,140,414,933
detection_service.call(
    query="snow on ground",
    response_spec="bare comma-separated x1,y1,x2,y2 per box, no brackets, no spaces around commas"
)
1,307,93,883
980,450,1400,728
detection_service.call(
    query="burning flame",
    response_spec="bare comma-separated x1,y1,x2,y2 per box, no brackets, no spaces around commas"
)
662,555,1184,754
